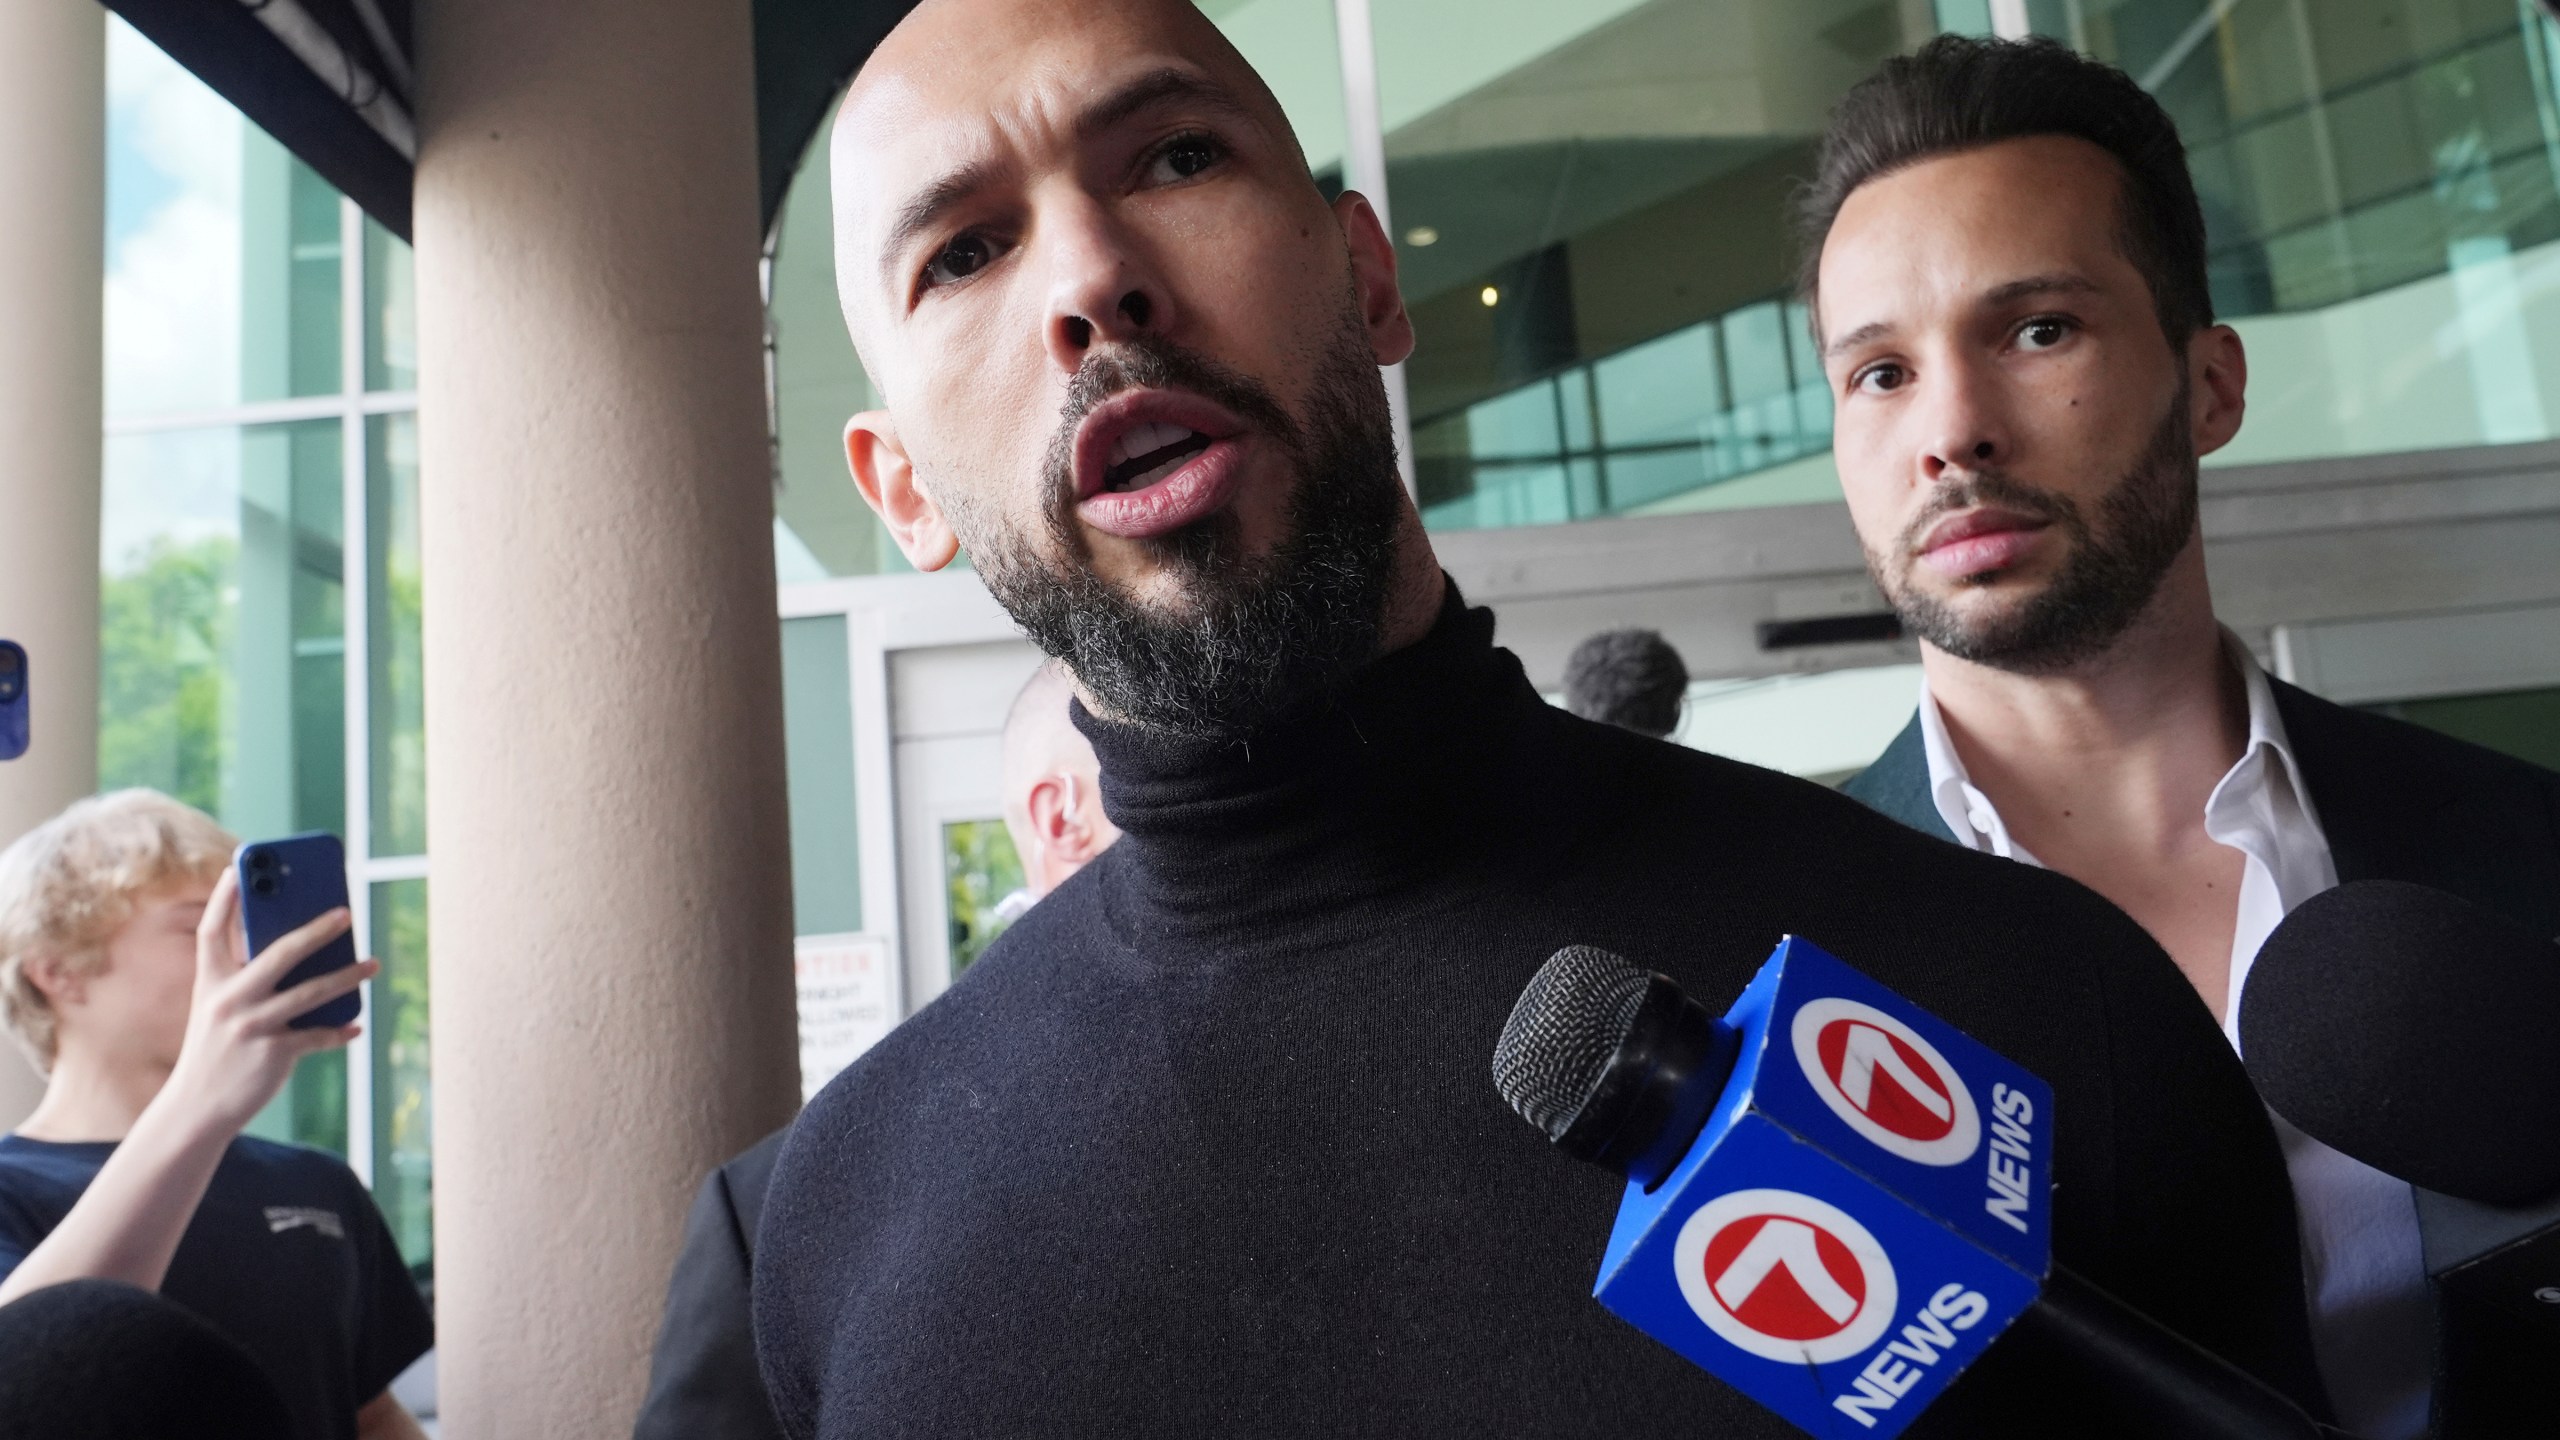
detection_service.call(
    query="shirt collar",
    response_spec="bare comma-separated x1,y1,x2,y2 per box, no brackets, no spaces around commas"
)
1912,629,2318,862
2209,630,2323,841
1915,675,2030,861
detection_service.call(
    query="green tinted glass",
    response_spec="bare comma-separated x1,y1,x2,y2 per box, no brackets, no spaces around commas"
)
368,413,426,858
371,878,433,1273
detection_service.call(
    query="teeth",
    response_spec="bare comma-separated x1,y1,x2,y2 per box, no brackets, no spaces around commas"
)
1108,421,1198,468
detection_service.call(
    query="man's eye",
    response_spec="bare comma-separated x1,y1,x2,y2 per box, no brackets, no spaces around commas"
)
2017,316,2074,350
1852,362,1907,396
1146,132,1226,185
923,233,1000,290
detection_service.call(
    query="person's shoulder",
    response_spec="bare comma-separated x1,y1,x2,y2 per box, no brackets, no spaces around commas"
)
1563,709,2173,960
791,866,1119,1138
1563,710,1978,862
0,1136,110,1197
223,1135,372,1205
2276,677,2560,794
0,1138,93,1238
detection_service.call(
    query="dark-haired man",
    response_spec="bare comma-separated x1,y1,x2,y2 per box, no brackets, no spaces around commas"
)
751,3,2330,1435
1811,35,2560,1439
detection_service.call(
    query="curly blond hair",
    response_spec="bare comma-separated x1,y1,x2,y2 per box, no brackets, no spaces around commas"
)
0,790,236,1073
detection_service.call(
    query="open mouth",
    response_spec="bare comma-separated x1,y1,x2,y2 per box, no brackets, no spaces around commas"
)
1101,422,1216,494
1070,388,1251,540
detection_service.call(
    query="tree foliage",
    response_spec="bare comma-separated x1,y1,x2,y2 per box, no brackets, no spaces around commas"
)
100,535,234,811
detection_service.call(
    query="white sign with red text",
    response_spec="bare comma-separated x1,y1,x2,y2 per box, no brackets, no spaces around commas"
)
795,933,897,1102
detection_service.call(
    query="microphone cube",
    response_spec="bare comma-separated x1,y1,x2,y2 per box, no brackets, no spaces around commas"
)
1592,937,2055,1437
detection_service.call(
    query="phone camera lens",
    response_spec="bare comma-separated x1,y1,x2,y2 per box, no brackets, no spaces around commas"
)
248,851,277,873
249,875,279,896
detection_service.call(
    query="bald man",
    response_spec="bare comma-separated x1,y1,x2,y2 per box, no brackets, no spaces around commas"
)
750,4,2325,1435
636,666,1112,1440
999,662,1120,903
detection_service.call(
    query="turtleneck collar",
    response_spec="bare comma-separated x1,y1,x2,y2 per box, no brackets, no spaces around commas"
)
1071,580,1571,960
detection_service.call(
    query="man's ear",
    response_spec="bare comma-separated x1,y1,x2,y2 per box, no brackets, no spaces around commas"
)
1024,776,1071,856
1333,192,1414,368
1049,773,1109,865
845,411,960,571
2187,323,2248,459
23,955,80,1009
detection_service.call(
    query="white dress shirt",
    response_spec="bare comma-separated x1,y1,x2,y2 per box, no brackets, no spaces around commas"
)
1915,634,2434,1439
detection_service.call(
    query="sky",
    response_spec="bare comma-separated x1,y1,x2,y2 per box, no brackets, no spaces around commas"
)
101,16,248,571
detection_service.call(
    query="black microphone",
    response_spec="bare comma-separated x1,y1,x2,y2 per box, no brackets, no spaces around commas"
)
2240,880,2560,1436
1495,940,2336,1440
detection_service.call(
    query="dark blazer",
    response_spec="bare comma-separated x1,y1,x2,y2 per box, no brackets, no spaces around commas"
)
1843,676,2560,938
1844,674,2560,1436
634,1129,789,1440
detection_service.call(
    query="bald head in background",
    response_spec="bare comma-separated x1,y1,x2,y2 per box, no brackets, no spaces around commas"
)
999,662,1118,897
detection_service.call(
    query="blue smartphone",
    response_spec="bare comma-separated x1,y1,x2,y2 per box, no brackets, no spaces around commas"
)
236,832,362,1029
0,642,26,761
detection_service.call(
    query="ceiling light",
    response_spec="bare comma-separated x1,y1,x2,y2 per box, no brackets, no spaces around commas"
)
1480,285,1499,307
1405,226,1439,247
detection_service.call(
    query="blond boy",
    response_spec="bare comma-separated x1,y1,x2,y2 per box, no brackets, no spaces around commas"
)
0,790,430,1440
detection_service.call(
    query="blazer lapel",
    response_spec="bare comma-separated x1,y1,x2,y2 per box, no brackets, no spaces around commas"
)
1842,711,1959,844
2272,678,2560,936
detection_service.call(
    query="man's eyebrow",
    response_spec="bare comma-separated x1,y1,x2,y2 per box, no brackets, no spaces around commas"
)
1823,319,1892,361
879,155,1010,290
873,70,1252,294
1978,272,2103,308
1074,66,1253,141
1820,274,2105,360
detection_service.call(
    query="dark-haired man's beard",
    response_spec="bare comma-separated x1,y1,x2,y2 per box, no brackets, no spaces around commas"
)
1871,381,2199,675
946,314,1406,741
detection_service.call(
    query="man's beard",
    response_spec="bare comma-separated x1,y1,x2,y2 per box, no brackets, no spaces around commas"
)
1872,381,2199,675
946,318,1406,741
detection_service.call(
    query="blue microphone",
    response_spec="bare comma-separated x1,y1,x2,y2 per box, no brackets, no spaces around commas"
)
1493,937,2336,1439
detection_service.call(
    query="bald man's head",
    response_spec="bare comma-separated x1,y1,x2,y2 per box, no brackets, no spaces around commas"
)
1000,661,1118,897
819,0,1423,742
1001,661,1088,799
830,0,1309,373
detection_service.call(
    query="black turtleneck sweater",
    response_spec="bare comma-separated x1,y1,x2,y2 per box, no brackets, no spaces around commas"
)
754,589,2325,1438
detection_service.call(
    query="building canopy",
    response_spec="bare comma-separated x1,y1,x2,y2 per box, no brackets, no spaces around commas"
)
104,0,905,241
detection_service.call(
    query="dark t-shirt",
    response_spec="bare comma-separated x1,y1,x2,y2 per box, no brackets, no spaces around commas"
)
0,1133,434,1440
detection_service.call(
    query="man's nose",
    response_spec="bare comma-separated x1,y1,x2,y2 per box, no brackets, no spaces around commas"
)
1915,358,2010,484
1042,197,1173,376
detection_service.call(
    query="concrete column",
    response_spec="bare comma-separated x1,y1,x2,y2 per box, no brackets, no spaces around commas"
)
0,0,104,1129
411,0,799,1432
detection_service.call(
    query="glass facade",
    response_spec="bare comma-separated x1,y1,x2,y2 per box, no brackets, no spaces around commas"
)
762,1,2560,536
1374,0,1898,526
100,18,430,1277
942,821,1025,979
2011,0,2560,466
370,878,432,1274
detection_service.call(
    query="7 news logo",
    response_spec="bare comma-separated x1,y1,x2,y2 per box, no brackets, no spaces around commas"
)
1792,998,1980,1165
1675,1188,1996,1427
1792,995,2041,1235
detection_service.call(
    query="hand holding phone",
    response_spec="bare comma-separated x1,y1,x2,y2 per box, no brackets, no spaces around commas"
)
236,833,365,1029
162,867,373,1140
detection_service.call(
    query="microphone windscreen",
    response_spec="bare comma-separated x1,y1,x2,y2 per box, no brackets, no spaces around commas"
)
1493,945,1649,1139
2240,880,2560,1205
0,1278,295,1439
